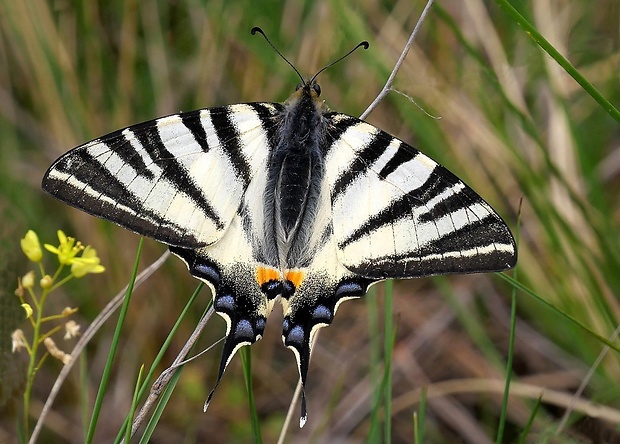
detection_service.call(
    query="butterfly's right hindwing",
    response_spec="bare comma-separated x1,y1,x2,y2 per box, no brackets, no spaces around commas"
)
42,103,284,249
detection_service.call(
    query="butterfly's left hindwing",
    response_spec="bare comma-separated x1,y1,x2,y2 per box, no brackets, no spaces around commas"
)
42,103,283,248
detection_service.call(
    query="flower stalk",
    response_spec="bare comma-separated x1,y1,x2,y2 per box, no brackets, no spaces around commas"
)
13,230,104,438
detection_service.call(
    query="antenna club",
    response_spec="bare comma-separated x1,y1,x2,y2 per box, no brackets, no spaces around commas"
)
250,26,264,36
251,26,306,85
309,40,371,84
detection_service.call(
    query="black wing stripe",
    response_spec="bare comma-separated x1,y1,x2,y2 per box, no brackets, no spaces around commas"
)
209,107,253,188
378,141,417,179
98,129,157,180
417,169,481,223
181,110,211,152
362,215,515,272
330,132,392,202
419,213,513,254
129,122,226,230
248,102,283,146
321,113,360,157
338,164,463,249
44,150,206,244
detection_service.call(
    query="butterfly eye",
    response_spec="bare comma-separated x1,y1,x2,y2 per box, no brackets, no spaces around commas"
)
312,83,321,96
295,82,303,91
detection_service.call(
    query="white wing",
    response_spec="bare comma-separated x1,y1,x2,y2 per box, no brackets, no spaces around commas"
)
42,103,283,248
323,113,517,279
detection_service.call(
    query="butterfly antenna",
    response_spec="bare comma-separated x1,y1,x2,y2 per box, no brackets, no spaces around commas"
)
309,41,369,84
251,26,305,85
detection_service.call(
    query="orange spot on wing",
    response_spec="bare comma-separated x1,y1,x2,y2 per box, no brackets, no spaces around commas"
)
285,269,306,289
256,265,281,285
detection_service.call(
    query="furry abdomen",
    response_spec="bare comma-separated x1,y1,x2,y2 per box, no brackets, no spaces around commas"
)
263,87,327,269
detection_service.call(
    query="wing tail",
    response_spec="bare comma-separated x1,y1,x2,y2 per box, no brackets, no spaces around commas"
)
282,276,375,427
170,246,268,413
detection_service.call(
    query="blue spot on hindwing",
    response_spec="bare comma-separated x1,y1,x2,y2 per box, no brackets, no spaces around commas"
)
255,317,266,334
335,281,364,298
286,325,305,347
193,263,221,286
234,319,255,341
312,305,332,323
215,294,235,312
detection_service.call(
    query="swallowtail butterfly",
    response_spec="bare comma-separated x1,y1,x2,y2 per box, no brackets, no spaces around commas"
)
42,29,517,427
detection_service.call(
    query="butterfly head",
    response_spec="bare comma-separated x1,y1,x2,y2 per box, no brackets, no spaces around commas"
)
295,80,321,98
284,79,330,114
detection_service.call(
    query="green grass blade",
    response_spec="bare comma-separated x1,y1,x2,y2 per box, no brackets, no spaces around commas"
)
496,284,518,443
414,386,427,444
113,283,204,443
496,203,521,443
494,0,620,124
366,286,382,442
139,365,184,444
383,280,394,444
498,273,620,354
241,346,262,444
518,395,543,444
85,238,143,443
125,364,145,444
138,299,212,444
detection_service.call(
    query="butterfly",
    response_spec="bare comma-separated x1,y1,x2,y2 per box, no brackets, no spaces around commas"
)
42,28,517,427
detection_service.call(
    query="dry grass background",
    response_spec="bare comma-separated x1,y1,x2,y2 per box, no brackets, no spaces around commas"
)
0,0,619,442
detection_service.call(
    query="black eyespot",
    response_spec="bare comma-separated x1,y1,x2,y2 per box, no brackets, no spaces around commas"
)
312,83,321,96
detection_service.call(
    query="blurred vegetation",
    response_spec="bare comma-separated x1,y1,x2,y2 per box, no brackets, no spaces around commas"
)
1,0,619,442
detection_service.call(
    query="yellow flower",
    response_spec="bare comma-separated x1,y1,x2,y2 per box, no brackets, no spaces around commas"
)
21,304,33,319
70,246,105,278
20,230,42,262
44,230,83,265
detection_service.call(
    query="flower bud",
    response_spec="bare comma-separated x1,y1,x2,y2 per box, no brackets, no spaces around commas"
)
21,271,35,289
40,275,53,289
20,230,43,262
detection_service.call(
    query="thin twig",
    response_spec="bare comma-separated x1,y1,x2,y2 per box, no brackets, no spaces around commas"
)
126,305,217,440
29,250,171,444
279,2,436,440
360,0,435,120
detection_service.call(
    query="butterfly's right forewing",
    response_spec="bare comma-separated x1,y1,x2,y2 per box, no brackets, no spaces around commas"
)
42,103,283,249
